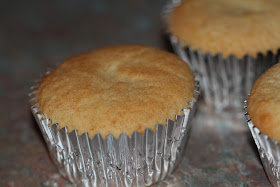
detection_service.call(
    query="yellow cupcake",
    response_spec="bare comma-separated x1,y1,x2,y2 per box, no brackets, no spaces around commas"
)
36,44,195,138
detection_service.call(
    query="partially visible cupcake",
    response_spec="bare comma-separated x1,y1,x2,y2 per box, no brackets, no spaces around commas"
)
245,63,280,186
30,45,199,186
164,0,280,110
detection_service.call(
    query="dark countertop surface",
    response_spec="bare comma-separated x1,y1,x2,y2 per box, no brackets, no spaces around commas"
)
0,0,271,186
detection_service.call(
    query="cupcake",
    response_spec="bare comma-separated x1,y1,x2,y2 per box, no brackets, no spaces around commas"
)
245,62,280,186
164,0,280,110
30,45,199,186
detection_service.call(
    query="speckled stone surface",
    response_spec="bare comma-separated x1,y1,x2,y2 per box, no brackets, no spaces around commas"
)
0,0,271,186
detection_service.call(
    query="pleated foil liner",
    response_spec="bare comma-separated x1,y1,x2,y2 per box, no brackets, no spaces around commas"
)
170,36,280,111
244,101,280,187
29,81,200,187
162,0,280,111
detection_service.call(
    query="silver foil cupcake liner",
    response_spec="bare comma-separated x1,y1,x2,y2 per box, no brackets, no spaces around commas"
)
29,81,200,187
171,37,279,111
244,101,280,187
162,0,280,111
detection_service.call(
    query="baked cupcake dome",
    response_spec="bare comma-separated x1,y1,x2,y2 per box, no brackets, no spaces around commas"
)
247,62,280,142
36,44,195,138
167,0,280,58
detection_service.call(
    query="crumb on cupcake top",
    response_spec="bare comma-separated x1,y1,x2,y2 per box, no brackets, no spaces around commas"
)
167,0,280,58
36,45,195,138
248,63,280,143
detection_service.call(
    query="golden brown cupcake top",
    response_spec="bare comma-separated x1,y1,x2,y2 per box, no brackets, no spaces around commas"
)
167,0,280,58
248,63,280,143
36,45,195,138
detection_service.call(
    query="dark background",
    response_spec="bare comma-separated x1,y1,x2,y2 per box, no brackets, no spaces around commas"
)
0,0,271,186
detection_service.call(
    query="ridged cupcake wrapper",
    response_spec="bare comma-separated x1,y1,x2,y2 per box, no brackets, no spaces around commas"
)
162,0,280,110
170,36,279,111
29,82,199,187
244,101,280,187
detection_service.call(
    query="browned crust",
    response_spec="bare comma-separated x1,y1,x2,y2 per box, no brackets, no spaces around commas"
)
167,0,280,58
36,45,195,138
248,63,280,142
